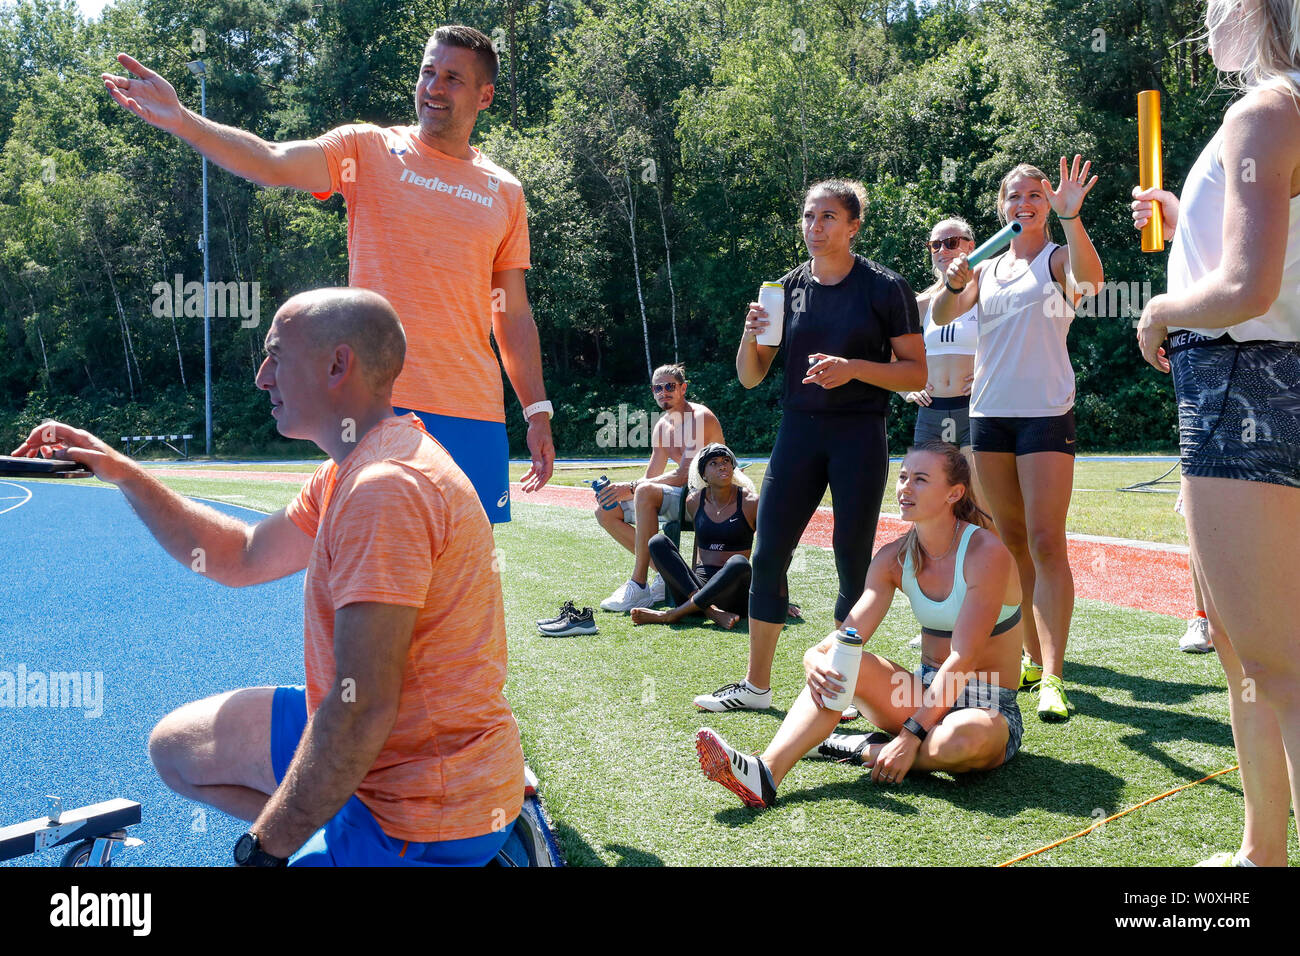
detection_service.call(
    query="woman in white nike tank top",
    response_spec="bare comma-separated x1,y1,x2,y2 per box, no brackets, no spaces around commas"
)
902,216,988,507
1132,0,1300,868
933,160,1104,726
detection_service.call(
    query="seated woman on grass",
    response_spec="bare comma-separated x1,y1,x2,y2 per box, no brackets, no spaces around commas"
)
695,441,1025,807
631,443,760,630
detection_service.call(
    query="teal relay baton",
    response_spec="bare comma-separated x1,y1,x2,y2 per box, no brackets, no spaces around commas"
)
966,221,1023,268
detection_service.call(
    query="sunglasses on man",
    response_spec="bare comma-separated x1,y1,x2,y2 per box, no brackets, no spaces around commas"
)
652,382,683,394
926,236,973,252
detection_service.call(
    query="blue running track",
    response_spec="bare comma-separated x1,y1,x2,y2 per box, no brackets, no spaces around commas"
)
0,479,303,867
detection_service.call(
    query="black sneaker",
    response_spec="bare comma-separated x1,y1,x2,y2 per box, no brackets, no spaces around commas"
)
815,731,892,765
537,605,597,637
536,600,578,627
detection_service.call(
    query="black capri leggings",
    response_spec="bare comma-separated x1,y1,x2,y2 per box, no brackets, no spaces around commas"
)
749,410,889,623
647,534,751,616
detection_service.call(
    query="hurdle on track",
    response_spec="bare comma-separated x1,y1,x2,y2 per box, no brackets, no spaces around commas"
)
121,435,194,459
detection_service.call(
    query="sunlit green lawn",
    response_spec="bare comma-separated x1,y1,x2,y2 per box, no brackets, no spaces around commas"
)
102,465,1275,866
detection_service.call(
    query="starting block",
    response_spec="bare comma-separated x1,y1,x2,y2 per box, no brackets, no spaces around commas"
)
0,796,142,867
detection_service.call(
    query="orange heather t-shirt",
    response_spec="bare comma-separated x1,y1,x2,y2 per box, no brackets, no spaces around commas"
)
312,124,531,423
284,414,524,842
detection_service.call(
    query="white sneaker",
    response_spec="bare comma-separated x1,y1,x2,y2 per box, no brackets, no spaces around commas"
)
1179,616,1213,653
600,579,656,612
907,634,922,648
695,728,777,808
648,575,666,603
693,680,772,712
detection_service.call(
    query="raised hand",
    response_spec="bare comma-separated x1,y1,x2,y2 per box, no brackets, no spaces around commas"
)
1042,154,1099,219
102,53,187,135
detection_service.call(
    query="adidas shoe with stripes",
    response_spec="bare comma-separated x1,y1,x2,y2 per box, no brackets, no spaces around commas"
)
695,728,777,809
693,680,772,712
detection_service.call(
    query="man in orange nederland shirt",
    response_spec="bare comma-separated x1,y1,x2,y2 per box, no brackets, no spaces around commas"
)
101,25,553,524
12,288,524,866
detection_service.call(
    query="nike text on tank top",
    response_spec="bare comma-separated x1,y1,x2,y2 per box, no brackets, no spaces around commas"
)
972,243,1076,417
900,523,1020,635
1167,122,1300,343
923,298,978,357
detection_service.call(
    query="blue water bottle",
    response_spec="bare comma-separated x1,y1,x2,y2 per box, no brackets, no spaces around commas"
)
592,475,618,511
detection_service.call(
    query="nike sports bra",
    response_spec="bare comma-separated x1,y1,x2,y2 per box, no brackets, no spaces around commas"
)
694,491,754,553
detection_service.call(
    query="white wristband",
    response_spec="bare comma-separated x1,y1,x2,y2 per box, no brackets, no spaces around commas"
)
523,400,554,421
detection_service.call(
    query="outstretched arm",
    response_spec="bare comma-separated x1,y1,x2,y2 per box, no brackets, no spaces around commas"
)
11,421,312,587
102,53,331,193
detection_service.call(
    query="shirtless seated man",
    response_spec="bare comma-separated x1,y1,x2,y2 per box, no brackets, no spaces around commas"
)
595,363,724,612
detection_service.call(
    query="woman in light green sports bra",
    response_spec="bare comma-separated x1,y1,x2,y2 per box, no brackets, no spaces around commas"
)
695,442,1026,808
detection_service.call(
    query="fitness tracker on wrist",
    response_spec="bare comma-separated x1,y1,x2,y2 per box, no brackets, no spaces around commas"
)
901,716,928,742
234,832,288,868
522,400,554,421
943,280,966,295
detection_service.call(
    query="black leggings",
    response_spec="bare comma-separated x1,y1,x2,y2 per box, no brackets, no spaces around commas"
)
647,534,751,616
749,410,889,623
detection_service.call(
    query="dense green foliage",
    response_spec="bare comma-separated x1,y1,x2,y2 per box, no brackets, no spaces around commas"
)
1,0,1230,455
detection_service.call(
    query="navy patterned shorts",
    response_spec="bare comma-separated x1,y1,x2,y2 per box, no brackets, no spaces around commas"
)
1167,331,1300,489
918,663,1023,765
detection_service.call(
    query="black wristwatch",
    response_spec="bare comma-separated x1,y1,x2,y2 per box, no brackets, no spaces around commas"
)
234,831,288,868
901,716,929,742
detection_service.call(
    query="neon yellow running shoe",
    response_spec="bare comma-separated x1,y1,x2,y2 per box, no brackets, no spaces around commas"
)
1018,654,1043,691
1036,673,1073,722
1194,851,1256,867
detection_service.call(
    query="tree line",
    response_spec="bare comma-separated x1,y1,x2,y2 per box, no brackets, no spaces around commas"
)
0,0,1231,456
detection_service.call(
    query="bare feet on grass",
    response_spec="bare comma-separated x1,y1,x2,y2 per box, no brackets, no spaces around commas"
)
630,603,740,629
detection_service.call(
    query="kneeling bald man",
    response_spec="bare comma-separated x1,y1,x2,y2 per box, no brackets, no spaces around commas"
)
12,288,524,866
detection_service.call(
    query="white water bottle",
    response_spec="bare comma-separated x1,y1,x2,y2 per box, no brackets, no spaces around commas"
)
756,282,784,347
821,627,863,711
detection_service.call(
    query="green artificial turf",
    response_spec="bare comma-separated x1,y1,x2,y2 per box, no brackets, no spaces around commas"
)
522,457,1191,545
92,463,1289,866
493,501,1264,867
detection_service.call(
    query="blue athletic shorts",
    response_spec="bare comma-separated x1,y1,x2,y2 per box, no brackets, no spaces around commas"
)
270,685,513,866
1167,332,1300,489
393,407,511,523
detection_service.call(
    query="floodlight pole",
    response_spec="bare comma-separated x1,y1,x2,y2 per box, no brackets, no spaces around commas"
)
200,71,210,457
188,59,211,457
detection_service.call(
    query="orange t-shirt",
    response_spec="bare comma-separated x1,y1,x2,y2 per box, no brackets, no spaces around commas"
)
284,414,524,842
312,124,531,423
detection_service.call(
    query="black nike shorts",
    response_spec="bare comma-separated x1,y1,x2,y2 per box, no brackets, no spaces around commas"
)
970,411,1076,456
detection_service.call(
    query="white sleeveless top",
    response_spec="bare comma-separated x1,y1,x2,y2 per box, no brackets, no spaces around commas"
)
1168,120,1300,343
972,243,1075,417
923,298,978,357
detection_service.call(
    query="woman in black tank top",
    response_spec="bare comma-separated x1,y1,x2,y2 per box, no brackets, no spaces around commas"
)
632,444,758,629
